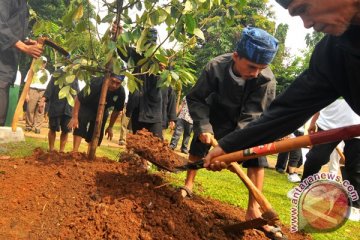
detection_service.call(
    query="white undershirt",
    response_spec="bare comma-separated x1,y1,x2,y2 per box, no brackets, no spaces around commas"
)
229,66,245,86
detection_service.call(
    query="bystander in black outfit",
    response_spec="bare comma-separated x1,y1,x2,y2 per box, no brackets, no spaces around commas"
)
69,75,125,152
117,28,164,139
42,69,80,152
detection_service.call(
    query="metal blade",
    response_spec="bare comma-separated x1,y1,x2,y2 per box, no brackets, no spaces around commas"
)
175,159,204,171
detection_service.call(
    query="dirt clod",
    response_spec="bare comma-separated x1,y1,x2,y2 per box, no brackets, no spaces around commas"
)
126,129,188,171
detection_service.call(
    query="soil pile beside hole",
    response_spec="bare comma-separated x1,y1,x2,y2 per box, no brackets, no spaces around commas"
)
126,129,188,172
0,149,311,239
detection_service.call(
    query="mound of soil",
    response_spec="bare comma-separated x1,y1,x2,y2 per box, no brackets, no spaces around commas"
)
126,129,188,172
0,149,310,239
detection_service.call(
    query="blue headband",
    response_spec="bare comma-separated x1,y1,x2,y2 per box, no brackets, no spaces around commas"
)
111,74,125,81
236,27,279,65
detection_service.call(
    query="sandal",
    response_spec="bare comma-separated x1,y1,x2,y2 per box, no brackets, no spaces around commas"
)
259,225,287,240
179,186,193,198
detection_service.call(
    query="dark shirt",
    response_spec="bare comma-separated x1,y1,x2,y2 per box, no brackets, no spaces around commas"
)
161,87,177,128
118,47,162,123
78,77,125,116
43,71,80,118
0,0,29,84
187,53,276,136
219,25,360,153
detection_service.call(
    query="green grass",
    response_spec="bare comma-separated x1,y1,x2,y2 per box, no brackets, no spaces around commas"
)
0,136,121,161
164,165,359,240
0,135,358,240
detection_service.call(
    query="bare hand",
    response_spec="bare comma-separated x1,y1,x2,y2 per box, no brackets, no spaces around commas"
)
25,94,30,103
105,127,113,140
307,123,317,134
15,40,43,58
169,121,175,130
111,22,122,37
67,118,79,130
37,101,45,114
204,146,227,171
198,132,213,145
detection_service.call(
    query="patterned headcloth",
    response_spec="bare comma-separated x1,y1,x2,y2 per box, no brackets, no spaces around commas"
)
236,27,279,65
111,74,125,81
276,0,293,9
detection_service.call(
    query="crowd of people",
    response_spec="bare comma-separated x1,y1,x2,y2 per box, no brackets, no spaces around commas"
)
1,0,359,237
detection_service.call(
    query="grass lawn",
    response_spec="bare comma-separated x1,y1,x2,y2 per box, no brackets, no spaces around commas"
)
0,134,358,240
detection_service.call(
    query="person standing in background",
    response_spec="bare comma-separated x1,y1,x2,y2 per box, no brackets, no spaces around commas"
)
41,69,80,152
24,56,50,134
169,96,193,154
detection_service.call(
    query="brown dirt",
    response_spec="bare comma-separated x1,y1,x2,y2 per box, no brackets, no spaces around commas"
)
0,148,311,239
126,129,188,172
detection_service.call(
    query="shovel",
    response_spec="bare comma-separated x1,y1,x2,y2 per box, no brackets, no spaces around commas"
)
174,124,360,172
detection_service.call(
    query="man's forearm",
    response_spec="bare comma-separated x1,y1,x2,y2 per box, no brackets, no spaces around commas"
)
108,110,120,128
72,97,80,118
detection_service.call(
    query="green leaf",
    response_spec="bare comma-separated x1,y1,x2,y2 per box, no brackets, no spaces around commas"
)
121,32,131,43
124,72,137,93
65,75,76,84
107,40,117,51
149,63,159,75
184,1,193,13
58,85,70,99
144,45,157,58
136,29,148,52
155,54,167,63
113,59,123,75
73,4,83,22
193,28,205,40
70,87,77,96
149,11,160,25
136,1,142,11
170,71,179,81
75,20,87,32
102,13,115,23
66,94,75,107
185,14,196,34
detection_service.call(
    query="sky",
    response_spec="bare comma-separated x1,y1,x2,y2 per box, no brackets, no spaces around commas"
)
268,0,313,56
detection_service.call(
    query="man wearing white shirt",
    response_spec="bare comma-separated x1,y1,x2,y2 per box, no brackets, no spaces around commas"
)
302,99,360,221
25,56,51,133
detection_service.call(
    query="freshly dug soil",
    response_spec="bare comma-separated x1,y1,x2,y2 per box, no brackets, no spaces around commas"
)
126,129,188,172
0,149,311,239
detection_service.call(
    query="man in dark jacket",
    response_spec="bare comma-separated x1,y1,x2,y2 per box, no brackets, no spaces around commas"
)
183,27,279,236
116,27,164,139
68,75,125,152
41,69,80,152
205,0,360,230
0,0,43,126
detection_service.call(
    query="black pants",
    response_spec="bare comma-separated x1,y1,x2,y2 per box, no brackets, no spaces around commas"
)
302,138,360,208
276,149,303,170
0,82,10,126
131,109,163,139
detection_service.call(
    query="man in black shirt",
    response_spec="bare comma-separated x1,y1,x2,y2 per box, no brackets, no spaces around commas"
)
68,75,125,152
0,0,43,125
41,69,80,152
205,0,360,224
184,27,279,236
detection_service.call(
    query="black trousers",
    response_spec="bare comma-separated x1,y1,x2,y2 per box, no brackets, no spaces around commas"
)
302,138,360,208
131,109,163,139
0,82,10,126
276,148,303,170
